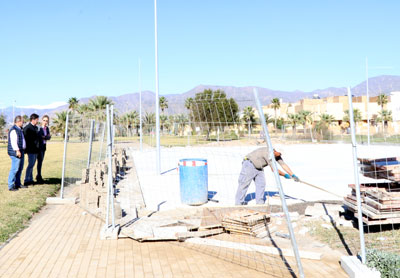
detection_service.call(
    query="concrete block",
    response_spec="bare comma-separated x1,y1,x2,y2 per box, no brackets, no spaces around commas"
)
100,224,120,240
46,197,77,205
340,256,381,278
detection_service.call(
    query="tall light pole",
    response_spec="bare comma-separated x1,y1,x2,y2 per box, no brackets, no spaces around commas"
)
154,0,161,174
139,58,143,151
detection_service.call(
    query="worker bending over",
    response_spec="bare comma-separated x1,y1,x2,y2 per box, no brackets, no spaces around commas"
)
235,147,299,205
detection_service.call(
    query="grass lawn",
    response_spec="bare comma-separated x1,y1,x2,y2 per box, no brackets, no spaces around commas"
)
0,142,65,243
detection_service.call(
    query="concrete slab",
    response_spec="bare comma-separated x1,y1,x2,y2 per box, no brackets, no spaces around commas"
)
340,256,381,278
100,224,120,240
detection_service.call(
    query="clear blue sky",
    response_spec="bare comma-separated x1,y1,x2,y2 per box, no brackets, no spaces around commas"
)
1,0,399,107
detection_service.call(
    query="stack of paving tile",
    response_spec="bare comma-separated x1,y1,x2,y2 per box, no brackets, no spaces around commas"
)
221,209,270,238
343,182,400,225
358,157,400,182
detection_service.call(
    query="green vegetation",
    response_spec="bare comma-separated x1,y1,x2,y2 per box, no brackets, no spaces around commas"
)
366,249,400,278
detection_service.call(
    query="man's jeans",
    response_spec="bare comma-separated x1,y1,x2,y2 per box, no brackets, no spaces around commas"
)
24,153,37,183
235,160,266,205
8,154,24,189
36,150,46,180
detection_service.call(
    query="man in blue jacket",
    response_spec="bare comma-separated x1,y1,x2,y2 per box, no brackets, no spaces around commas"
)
7,116,26,191
23,113,40,186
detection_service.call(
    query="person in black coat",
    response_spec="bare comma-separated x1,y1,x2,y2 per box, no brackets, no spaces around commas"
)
23,113,40,186
36,115,51,183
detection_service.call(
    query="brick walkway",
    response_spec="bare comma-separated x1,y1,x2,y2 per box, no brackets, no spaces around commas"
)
0,204,272,278
0,203,347,278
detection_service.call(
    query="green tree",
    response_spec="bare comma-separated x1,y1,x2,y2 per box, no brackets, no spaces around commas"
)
0,114,6,137
377,109,392,134
68,97,79,110
343,109,362,127
22,115,29,124
287,113,301,136
185,98,193,110
175,114,188,136
271,98,281,132
377,93,389,132
316,113,335,138
143,112,156,133
264,113,273,125
298,110,313,134
186,89,239,139
159,96,169,113
88,96,114,111
121,111,139,136
242,106,256,133
52,111,68,137
160,114,168,133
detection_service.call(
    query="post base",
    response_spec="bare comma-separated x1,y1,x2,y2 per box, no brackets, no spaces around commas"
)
100,224,120,240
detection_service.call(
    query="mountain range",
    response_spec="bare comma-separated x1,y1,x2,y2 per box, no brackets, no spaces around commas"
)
3,75,400,123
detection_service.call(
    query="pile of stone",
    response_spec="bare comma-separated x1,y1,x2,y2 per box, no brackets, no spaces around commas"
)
79,147,128,220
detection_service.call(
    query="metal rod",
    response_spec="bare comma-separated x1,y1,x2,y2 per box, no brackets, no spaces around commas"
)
60,110,70,199
139,58,143,151
111,105,115,146
347,87,367,263
99,123,105,161
366,57,370,146
87,119,95,169
105,105,111,227
154,0,161,174
253,88,305,278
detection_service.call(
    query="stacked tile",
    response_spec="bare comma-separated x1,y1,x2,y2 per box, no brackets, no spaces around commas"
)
358,157,400,182
221,209,270,238
343,182,400,225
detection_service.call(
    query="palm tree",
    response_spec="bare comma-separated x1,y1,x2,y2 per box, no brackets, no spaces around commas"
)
52,111,68,137
264,113,273,125
160,114,168,133
377,109,392,134
377,93,388,111
185,97,193,110
68,97,79,110
316,113,335,139
88,96,114,111
271,98,280,132
159,96,169,113
143,112,156,133
343,109,362,127
287,113,301,136
121,111,139,136
377,93,389,132
298,110,313,134
175,114,188,136
242,106,256,133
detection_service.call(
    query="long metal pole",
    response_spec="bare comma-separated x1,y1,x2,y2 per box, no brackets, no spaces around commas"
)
60,111,70,199
111,105,115,146
154,0,161,174
87,119,95,169
253,89,305,278
347,87,366,263
139,58,143,151
366,57,370,146
98,123,105,161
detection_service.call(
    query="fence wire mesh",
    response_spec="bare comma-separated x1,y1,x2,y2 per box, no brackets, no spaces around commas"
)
124,95,304,277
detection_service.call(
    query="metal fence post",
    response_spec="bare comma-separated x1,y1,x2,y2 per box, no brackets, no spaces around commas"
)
111,105,115,146
254,88,305,278
60,110,70,199
347,87,367,263
99,123,105,161
87,119,95,169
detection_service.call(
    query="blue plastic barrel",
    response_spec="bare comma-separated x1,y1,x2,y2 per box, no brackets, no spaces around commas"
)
179,158,208,205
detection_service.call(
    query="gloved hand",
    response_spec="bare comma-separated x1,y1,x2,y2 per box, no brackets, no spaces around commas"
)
292,174,300,182
284,173,291,179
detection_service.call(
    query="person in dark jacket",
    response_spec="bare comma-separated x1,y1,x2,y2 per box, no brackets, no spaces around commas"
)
23,113,40,186
36,115,51,183
7,116,26,191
